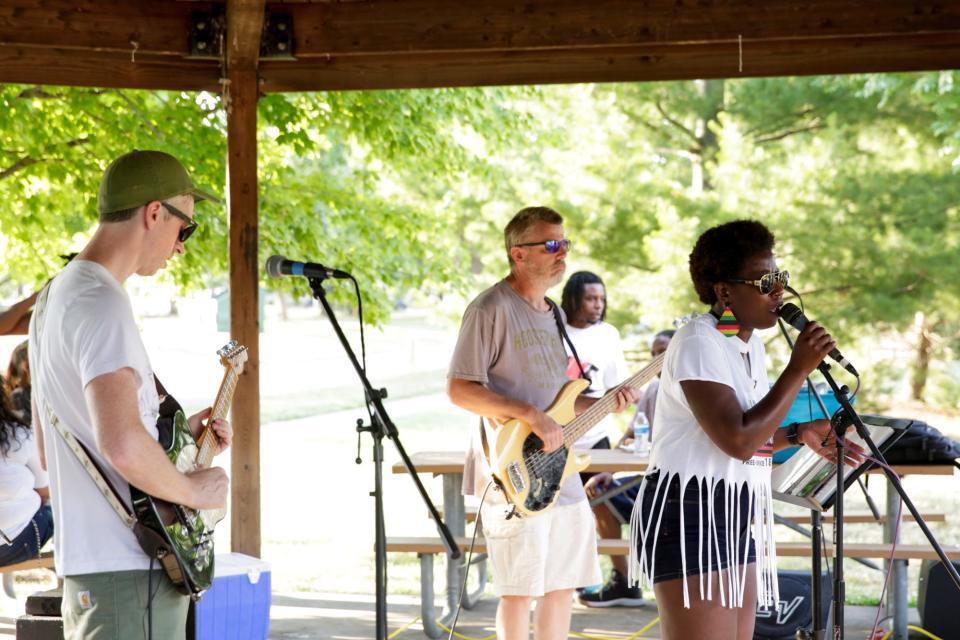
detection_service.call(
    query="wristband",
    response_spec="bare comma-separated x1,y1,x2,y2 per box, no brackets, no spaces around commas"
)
785,422,801,446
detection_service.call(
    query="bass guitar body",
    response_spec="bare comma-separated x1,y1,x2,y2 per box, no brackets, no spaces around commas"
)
491,377,591,517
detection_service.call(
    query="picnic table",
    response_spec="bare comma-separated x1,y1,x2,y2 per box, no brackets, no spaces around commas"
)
391,449,955,639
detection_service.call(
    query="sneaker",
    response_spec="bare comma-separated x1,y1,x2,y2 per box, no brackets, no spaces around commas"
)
576,571,646,608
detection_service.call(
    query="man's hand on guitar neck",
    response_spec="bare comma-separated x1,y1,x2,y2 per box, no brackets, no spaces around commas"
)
188,407,233,455
574,387,640,415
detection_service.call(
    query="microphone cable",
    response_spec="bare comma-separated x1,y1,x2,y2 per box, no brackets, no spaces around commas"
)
447,480,494,640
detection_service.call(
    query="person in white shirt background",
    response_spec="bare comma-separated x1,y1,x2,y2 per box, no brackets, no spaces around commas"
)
560,271,647,608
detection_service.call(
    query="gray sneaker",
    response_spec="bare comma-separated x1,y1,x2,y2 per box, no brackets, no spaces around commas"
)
576,571,646,608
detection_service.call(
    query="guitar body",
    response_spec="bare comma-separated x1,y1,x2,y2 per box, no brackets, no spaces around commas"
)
129,340,245,599
130,409,222,597
491,378,591,517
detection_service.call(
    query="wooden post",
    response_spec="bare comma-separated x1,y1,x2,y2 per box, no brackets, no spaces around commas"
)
226,67,261,558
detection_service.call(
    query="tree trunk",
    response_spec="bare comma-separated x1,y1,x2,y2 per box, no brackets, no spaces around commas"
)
692,79,725,193
910,312,933,401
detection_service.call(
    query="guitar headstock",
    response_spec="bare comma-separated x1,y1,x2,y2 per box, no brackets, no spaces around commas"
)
217,340,248,375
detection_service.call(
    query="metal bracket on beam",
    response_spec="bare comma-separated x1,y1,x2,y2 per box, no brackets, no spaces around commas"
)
260,12,295,60
188,8,226,60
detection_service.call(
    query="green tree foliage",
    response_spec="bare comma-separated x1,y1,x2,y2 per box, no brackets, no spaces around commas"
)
0,85,530,324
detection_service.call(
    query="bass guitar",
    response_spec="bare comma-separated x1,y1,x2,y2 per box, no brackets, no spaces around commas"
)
130,340,247,598
490,352,664,518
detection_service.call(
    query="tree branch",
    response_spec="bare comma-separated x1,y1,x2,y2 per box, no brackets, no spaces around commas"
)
0,138,90,181
654,100,700,147
755,121,824,144
114,90,168,143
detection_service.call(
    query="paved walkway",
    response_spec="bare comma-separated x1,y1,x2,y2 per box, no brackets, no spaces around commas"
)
0,583,922,638
266,592,910,639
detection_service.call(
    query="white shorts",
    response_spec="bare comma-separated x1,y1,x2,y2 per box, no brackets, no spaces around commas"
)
480,499,601,597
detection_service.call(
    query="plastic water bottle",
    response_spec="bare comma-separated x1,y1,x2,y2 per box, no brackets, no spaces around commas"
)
632,411,650,455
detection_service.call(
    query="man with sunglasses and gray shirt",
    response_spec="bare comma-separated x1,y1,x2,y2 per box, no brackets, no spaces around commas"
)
29,150,232,639
448,206,637,640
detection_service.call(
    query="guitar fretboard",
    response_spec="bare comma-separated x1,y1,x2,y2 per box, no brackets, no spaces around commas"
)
562,352,665,447
196,368,240,469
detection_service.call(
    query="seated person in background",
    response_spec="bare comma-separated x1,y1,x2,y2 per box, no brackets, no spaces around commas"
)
561,271,629,462
578,330,673,608
6,341,31,425
0,290,39,336
616,330,674,449
0,386,53,567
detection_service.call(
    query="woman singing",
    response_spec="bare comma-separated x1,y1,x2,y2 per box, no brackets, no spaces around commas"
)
629,220,863,639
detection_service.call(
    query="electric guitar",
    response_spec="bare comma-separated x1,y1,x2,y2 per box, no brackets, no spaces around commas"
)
489,352,665,518
130,340,247,598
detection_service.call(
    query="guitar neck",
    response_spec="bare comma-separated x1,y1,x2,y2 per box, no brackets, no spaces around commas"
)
195,369,240,469
562,352,665,447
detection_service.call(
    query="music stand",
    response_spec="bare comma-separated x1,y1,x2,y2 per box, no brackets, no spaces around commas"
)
775,318,960,640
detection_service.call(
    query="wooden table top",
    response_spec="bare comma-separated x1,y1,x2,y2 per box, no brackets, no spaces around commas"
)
392,449,955,477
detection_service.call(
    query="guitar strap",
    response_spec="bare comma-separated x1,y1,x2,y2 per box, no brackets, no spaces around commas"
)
31,283,137,530
478,296,589,467
546,297,591,385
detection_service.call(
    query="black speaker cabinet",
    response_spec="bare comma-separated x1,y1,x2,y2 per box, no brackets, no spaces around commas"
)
754,570,831,640
918,559,960,638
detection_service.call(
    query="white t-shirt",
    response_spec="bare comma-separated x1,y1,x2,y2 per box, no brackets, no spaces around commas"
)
562,322,629,449
29,260,161,576
630,313,779,609
0,424,48,540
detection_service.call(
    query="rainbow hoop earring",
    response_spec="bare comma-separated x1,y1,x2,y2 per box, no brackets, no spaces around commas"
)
717,305,740,337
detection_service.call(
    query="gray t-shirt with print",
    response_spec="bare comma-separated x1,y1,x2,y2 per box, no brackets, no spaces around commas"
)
448,279,585,505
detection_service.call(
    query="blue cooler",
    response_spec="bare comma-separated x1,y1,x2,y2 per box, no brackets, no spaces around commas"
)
195,553,271,639
774,386,849,463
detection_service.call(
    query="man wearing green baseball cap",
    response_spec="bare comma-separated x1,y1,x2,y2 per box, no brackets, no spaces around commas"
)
28,150,232,639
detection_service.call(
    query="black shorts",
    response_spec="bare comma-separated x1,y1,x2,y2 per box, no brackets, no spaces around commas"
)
637,472,756,584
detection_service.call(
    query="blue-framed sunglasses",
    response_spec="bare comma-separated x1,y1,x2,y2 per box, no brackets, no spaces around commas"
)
513,239,571,254
728,270,789,295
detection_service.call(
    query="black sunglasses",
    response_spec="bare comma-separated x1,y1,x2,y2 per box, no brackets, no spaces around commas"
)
161,202,199,243
513,239,571,254
728,270,789,295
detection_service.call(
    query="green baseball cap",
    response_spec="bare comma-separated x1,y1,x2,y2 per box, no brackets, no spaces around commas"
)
97,150,221,215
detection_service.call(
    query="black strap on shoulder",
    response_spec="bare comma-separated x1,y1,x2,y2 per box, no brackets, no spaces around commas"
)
546,297,591,385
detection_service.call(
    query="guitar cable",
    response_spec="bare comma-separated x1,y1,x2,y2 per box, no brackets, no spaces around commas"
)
447,480,494,640
145,554,164,640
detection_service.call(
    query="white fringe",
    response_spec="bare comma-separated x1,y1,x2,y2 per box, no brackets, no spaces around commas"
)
629,469,779,610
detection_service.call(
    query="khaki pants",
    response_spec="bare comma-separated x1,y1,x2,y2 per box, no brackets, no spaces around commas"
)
62,569,188,640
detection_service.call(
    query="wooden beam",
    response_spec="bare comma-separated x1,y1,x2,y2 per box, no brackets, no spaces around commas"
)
227,66,261,559
286,0,960,57
259,32,960,92
227,0,266,70
0,46,220,91
0,0,200,56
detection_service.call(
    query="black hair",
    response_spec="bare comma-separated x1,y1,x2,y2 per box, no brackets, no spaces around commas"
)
688,220,776,305
0,386,28,458
654,329,676,341
561,271,606,323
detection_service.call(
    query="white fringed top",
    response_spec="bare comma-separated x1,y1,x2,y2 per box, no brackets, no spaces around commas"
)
629,313,779,609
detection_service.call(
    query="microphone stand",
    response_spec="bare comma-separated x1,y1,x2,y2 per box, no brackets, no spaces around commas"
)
777,319,830,640
307,276,461,640
797,339,960,640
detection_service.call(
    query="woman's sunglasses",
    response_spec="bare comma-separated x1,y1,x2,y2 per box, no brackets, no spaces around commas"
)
513,239,571,254
162,201,199,243
728,270,789,295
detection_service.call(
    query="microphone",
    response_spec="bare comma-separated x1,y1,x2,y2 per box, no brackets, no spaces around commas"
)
265,255,351,280
777,303,859,377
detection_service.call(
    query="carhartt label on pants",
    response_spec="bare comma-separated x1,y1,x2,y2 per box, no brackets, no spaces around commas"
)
77,591,93,610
